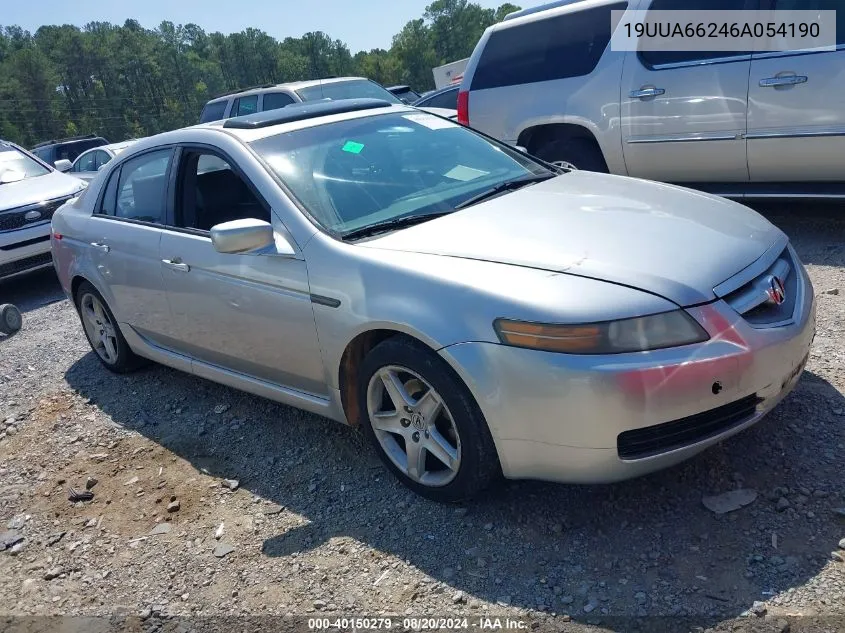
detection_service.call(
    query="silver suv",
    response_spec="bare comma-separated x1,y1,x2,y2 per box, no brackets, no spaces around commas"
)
199,77,403,123
0,141,86,281
459,0,845,199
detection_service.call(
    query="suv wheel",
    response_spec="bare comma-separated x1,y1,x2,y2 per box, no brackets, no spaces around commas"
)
358,337,500,502
534,136,608,173
75,281,145,373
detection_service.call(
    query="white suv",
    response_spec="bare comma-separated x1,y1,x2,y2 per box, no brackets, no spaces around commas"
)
459,0,845,198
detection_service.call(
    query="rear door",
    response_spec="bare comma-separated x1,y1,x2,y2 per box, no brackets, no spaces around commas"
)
86,148,177,348
746,0,845,182
621,0,758,183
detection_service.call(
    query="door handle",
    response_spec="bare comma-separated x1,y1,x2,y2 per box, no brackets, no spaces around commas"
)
90,242,110,253
759,75,808,87
630,87,666,99
162,258,190,273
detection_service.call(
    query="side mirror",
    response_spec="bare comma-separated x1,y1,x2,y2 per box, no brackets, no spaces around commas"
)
54,159,73,172
210,218,295,256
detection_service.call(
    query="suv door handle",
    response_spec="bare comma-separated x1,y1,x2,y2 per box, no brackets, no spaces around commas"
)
759,75,808,87
90,242,110,253
162,258,190,273
630,87,666,99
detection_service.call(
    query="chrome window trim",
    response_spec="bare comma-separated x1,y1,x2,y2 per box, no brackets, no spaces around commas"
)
752,43,845,60
640,53,751,72
627,133,740,144
743,128,845,140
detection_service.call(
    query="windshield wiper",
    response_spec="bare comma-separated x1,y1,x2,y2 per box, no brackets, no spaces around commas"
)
453,173,555,211
341,210,454,241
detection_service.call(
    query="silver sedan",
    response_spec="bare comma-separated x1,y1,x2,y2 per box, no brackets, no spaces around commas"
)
50,100,815,501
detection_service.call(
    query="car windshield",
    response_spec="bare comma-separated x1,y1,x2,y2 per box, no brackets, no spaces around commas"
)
0,142,50,184
296,80,403,104
250,111,554,235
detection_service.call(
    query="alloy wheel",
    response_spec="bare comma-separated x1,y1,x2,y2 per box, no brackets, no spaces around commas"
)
80,293,119,365
366,365,461,487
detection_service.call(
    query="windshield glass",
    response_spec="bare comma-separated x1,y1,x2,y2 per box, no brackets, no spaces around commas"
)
0,142,50,184
250,111,553,235
296,80,403,104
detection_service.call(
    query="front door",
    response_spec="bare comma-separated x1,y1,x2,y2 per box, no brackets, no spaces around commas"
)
747,0,845,182
86,148,176,349
621,0,758,183
159,148,327,397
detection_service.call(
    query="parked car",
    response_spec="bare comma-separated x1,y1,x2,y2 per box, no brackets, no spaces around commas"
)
459,0,845,198
387,85,422,104
31,134,109,169
0,140,86,281
413,85,459,111
199,77,403,123
63,139,145,183
52,99,814,501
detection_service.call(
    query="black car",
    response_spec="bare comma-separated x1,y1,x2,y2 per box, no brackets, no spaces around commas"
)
31,134,109,168
412,85,459,110
386,85,422,105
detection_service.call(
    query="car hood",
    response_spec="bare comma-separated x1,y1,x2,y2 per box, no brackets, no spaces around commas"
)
0,170,85,210
360,171,782,306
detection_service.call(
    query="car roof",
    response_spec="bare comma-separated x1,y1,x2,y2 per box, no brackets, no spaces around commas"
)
502,0,586,20
206,77,373,104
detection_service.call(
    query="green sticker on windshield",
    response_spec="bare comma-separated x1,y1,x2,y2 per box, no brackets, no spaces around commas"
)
342,140,365,154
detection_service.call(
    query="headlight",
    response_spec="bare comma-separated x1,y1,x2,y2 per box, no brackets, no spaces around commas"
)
494,310,709,354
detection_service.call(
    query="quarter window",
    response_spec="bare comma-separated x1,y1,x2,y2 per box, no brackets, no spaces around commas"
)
639,0,759,67
110,150,172,223
94,150,112,170
471,2,628,90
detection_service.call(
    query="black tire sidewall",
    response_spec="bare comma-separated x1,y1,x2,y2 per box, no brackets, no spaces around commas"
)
535,137,608,173
357,337,500,502
0,304,21,333
74,281,140,373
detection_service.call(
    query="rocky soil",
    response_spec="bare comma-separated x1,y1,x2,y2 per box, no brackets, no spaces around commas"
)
1,203,844,633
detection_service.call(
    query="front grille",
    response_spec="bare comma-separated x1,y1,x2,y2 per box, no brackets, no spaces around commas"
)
0,197,68,233
0,252,53,278
723,247,798,326
617,394,762,460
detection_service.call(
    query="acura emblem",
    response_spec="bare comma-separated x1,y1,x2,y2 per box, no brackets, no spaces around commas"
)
766,275,786,306
24,210,42,221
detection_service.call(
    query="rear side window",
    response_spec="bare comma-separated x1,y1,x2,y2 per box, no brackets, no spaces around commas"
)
200,100,228,123
774,0,845,45
74,152,97,172
112,150,172,223
263,92,296,112
639,0,759,67
231,95,259,117
471,2,627,90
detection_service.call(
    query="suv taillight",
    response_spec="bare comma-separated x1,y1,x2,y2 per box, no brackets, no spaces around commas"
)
457,90,469,126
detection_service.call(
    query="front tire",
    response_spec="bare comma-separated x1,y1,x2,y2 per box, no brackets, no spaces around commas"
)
74,281,145,373
358,337,500,502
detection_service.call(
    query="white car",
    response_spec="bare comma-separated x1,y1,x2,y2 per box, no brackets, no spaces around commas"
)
0,140,86,281
63,139,144,183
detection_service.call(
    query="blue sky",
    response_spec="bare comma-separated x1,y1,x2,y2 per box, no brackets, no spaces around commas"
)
4,0,550,52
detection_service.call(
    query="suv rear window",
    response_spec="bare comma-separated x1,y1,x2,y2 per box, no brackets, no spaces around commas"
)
471,2,627,90
200,100,229,123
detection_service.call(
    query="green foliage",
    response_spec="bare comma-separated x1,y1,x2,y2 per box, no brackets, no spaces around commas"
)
0,2,520,147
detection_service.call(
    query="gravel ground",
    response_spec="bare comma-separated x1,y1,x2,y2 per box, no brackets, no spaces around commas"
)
0,204,843,633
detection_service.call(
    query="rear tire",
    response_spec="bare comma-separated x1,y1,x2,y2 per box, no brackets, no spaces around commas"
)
74,281,145,373
358,336,501,502
0,304,22,334
533,136,608,173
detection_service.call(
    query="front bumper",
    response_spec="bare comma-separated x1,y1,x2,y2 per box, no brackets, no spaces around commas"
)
0,222,53,280
439,266,816,484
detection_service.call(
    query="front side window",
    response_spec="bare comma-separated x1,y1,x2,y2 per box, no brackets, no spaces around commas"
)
74,151,97,172
250,111,553,236
472,3,628,90
111,149,172,223
639,0,759,67
0,142,50,183
263,92,296,112
175,151,269,232
296,80,403,104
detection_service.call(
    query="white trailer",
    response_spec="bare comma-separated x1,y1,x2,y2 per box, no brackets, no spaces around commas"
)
432,58,469,90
